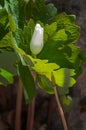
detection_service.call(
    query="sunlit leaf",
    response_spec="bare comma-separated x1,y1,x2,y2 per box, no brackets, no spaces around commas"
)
53,68,76,87
33,59,59,79
0,68,14,84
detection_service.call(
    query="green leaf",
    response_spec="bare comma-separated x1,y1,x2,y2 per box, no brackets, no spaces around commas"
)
0,52,17,75
37,74,54,94
15,19,35,54
31,0,45,21
4,0,9,13
66,44,86,77
0,9,9,39
18,62,36,103
8,13,16,32
4,0,19,25
38,40,74,68
18,0,45,26
54,13,80,43
9,0,19,24
23,19,35,53
52,29,67,41
18,0,57,25
44,22,57,37
0,68,14,84
0,8,8,25
68,14,76,23
0,32,15,52
33,59,59,79
53,68,76,87
42,3,57,23
38,12,80,69
65,44,80,63
61,95,72,106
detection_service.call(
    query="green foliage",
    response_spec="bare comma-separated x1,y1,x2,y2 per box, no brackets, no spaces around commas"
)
0,8,7,25
54,13,80,43
53,68,76,88
15,19,35,54
33,58,59,79
41,3,57,23
61,95,73,111
18,0,57,26
37,75,54,94
8,13,16,32
18,61,36,102
0,0,86,104
0,32,15,52
0,52,17,75
38,13,85,79
0,0,4,7
0,68,14,84
0,9,9,40
17,0,45,27
32,58,76,95
4,0,19,25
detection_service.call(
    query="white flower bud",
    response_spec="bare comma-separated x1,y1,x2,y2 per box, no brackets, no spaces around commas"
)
30,24,44,55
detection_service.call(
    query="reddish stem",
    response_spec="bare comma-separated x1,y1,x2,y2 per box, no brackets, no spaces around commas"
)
15,78,23,130
26,98,35,130
51,72,68,130
54,86,68,130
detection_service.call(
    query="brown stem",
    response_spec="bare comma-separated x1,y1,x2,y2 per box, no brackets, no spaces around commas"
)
26,98,35,130
51,72,68,130
26,71,36,130
53,86,68,130
15,78,23,130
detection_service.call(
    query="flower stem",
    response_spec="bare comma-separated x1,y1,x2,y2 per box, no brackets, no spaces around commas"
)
15,78,23,130
26,65,36,130
26,98,35,130
51,72,68,130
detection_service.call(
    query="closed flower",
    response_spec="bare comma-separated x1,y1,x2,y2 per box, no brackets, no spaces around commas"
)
30,24,44,55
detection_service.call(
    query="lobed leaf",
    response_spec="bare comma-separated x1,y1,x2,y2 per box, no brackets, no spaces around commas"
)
53,68,76,88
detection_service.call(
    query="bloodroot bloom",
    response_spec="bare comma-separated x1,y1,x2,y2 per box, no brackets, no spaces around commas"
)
30,24,44,55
